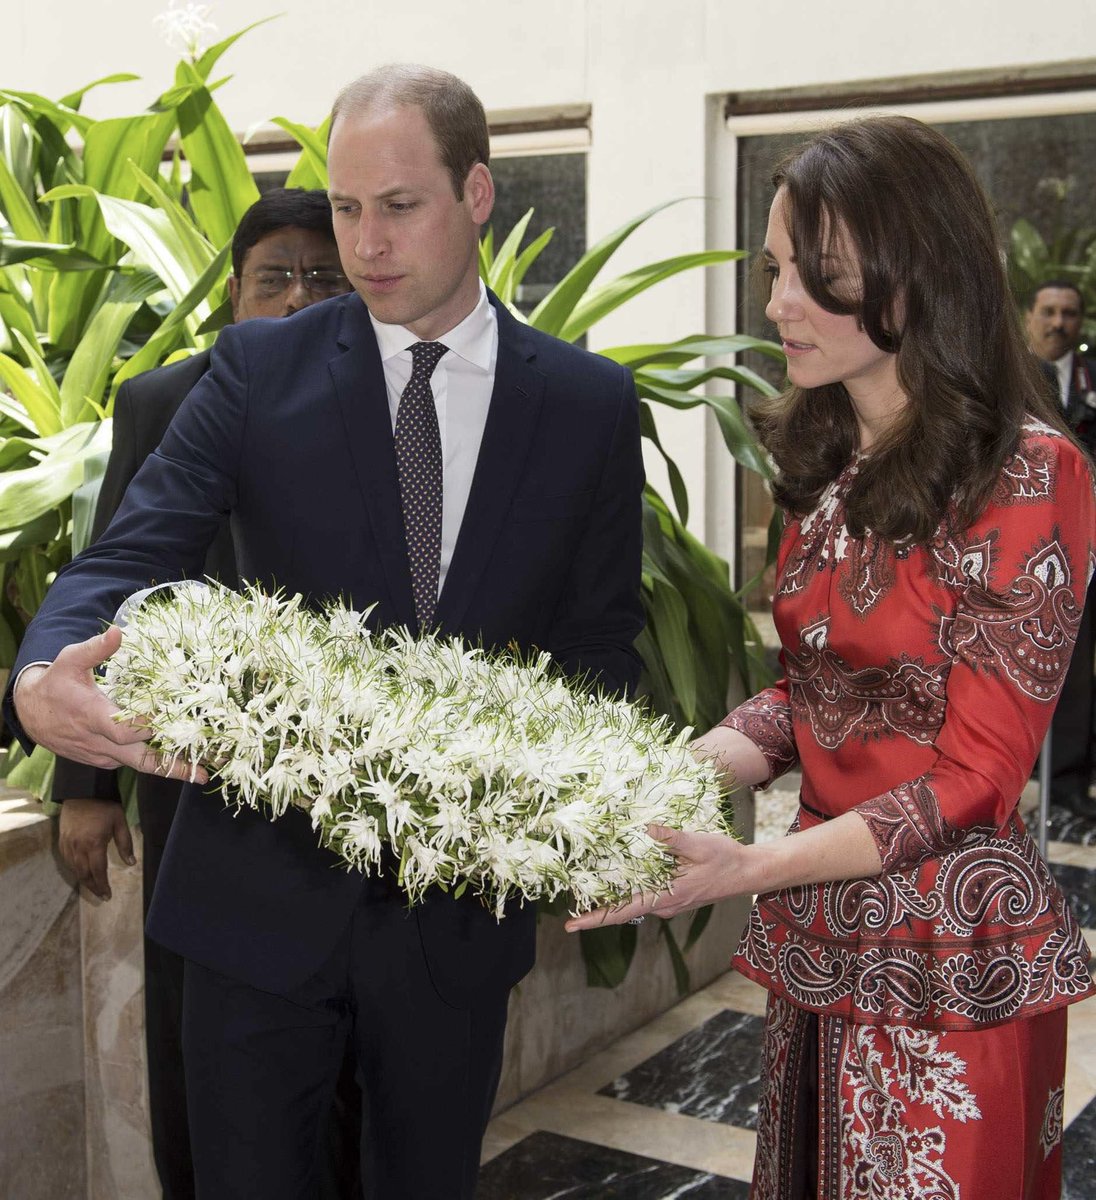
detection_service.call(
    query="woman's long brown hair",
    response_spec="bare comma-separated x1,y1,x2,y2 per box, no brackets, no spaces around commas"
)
752,115,1073,544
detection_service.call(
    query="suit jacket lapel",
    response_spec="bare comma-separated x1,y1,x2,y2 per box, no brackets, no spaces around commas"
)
328,296,416,625
436,297,545,632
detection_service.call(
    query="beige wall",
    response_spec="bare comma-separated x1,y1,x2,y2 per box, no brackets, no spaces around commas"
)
9,0,1096,544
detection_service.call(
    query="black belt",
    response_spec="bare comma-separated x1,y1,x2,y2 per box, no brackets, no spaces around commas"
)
799,797,830,822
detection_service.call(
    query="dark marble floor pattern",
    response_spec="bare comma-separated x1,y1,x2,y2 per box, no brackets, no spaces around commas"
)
477,1132,750,1199
598,1010,765,1129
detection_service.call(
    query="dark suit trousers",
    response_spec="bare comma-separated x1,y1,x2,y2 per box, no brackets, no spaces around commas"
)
181,878,510,1200
137,785,195,1200
138,782,364,1200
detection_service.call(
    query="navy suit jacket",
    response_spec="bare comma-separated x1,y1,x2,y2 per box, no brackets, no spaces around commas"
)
8,291,644,1004
51,348,238,806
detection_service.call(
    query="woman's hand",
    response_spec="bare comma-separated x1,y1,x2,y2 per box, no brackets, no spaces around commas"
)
564,824,748,931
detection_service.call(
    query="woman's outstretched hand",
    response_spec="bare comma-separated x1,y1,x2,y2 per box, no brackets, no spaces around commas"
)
564,824,748,931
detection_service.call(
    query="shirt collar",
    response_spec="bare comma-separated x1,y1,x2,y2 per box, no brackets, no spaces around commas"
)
1053,350,1075,371
368,281,494,370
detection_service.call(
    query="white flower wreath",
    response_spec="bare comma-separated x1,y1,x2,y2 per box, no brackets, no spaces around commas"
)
103,583,729,918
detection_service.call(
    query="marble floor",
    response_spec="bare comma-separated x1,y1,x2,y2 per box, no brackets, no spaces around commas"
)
477,785,1096,1198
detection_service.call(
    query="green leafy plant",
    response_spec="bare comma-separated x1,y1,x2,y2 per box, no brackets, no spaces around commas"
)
481,205,784,986
0,20,315,796
482,202,781,732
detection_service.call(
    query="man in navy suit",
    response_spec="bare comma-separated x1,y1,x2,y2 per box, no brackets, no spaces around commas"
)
51,188,362,1200
7,64,643,1199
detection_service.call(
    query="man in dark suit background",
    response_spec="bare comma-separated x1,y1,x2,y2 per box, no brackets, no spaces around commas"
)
1026,279,1096,817
51,187,360,1200
8,65,644,1199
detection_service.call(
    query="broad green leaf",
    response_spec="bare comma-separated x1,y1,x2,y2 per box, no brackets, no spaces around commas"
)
638,401,689,524
0,238,107,271
128,162,216,279
530,198,689,337
61,269,163,423
193,17,281,82
0,274,40,353
176,70,260,250
0,89,92,138
4,741,55,798
635,379,773,478
0,509,60,561
642,362,779,395
0,419,111,528
1009,218,1048,282
487,208,534,289
44,111,176,348
578,923,637,989
649,577,696,723
479,225,494,267
46,186,207,314
272,116,330,189
71,446,111,555
0,150,45,240
0,348,60,437
683,905,714,953
601,333,786,369
59,73,141,111
559,250,742,343
0,105,37,210
511,228,554,294
110,243,230,393
32,115,82,195
193,293,232,337
658,919,690,997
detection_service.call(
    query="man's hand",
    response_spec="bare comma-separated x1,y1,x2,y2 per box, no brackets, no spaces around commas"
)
15,626,206,783
58,798,135,900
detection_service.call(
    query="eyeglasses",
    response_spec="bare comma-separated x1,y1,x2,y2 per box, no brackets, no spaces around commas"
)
240,269,349,298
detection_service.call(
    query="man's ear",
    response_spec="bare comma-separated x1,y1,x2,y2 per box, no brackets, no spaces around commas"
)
465,162,494,227
227,274,242,322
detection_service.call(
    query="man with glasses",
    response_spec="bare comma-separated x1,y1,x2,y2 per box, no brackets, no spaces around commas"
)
50,187,358,1200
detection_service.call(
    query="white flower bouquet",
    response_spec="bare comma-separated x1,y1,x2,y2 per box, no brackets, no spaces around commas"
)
103,583,729,917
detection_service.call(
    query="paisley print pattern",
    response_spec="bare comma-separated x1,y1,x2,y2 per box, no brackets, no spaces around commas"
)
736,813,1094,1027
719,689,797,784
995,428,1055,504
855,777,969,873
1041,1086,1064,1160
841,1024,977,1199
752,998,1066,1198
943,533,1081,702
728,428,1096,1030
783,621,949,750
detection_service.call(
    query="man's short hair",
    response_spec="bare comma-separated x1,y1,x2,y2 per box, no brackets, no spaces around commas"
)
230,188,336,277
330,65,490,201
1027,279,1086,315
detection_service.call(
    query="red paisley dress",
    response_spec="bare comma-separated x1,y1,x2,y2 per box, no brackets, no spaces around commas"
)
722,423,1096,1199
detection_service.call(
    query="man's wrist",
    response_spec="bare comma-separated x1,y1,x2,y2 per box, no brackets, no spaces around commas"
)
12,661,50,710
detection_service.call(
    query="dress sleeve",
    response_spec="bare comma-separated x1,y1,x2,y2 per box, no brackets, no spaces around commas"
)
720,675,799,787
853,431,1096,872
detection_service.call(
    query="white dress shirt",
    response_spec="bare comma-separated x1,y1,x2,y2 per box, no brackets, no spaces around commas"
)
368,282,498,596
1053,350,1074,408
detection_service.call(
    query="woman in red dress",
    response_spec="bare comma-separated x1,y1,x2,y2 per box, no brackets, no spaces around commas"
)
568,115,1096,1198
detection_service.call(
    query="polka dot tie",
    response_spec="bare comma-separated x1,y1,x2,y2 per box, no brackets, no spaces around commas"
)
395,340,448,627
